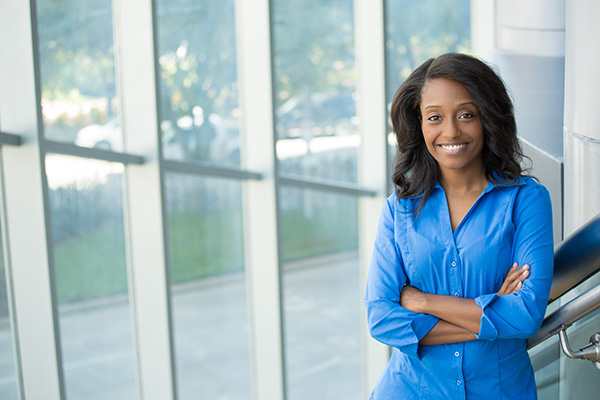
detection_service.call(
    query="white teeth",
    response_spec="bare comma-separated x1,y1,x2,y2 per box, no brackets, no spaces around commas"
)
441,144,466,150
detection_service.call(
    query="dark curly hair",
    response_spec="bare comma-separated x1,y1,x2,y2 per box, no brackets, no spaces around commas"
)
390,53,527,214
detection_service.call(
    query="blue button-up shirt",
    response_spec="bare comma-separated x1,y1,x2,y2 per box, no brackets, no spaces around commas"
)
365,177,554,399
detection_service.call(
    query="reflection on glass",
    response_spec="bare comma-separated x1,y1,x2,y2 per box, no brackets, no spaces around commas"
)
165,173,251,399
0,214,19,399
155,0,241,166
45,155,136,400
384,0,471,188
272,0,358,183
36,0,122,151
279,186,362,399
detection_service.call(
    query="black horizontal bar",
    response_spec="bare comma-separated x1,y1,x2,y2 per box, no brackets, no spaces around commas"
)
162,159,263,180
549,212,600,303
43,140,145,164
0,132,23,146
278,173,378,197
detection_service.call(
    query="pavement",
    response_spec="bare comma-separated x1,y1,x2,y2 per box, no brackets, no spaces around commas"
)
0,251,364,399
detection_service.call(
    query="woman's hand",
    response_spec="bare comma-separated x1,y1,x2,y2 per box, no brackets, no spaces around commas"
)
400,285,426,313
497,262,530,296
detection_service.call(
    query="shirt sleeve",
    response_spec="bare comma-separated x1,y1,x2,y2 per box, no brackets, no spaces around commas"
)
475,182,554,340
364,196,440,359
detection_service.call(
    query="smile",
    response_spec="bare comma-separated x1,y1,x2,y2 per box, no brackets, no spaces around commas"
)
439,143,467,150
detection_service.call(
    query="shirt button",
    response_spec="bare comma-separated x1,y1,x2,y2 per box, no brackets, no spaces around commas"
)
456,380,462,386
455,351,460,357
453,292,460,297
451,261,457,267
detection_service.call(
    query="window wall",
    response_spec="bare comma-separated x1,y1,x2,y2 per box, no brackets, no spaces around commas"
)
0,199,19,399
0,1,472,400
384,0,471,185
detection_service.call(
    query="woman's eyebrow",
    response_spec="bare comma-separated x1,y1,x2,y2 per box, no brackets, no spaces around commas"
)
424,102,475,110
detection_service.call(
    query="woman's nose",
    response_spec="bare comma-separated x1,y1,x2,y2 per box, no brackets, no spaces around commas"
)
441,119,460,138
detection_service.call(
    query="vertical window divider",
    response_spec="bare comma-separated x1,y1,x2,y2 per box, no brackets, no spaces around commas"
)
115,0,176,398
0,1,63,399
354,0,391,395
236,0,286,399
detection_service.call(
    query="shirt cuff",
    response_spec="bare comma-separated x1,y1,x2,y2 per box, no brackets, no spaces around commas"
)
405,313,440,359
474,293,499,340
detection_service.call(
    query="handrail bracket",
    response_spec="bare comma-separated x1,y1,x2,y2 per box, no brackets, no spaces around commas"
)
558,326,600,369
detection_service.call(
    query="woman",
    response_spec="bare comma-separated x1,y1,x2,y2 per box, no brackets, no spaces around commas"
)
364,53,554,399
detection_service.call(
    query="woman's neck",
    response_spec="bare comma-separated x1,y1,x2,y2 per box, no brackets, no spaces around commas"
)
439,165,488,195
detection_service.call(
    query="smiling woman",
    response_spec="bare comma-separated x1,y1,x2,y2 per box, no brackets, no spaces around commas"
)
365,53,554,399
420,78,484,179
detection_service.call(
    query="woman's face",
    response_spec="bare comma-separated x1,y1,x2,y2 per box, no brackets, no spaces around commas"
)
420,78,484,177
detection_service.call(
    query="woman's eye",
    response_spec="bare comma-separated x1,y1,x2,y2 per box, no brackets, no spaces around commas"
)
428,115,441,122
459,113,473,119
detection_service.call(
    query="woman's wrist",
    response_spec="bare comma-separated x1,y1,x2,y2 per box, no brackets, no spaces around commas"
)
414,291,431,314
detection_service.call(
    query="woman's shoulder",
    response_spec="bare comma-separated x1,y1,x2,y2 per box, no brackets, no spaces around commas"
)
384,191,417,212
515,176,550,197
493,175,549,196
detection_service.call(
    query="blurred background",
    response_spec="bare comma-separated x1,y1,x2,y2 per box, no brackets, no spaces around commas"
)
1,0,599,399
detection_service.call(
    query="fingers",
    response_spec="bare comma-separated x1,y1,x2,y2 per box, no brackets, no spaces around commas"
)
497,263,518,295
498,263,530,296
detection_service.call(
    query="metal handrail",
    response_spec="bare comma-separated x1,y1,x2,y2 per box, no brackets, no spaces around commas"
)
527,282,600,349
526,213,600,366
548,213,600,303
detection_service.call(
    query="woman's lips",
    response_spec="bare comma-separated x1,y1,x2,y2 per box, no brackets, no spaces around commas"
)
438,143,468,154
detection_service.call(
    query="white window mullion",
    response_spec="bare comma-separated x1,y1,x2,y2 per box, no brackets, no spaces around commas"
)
236,0,285,399
115,0,175,398
0,1,62,399
354,0,390,395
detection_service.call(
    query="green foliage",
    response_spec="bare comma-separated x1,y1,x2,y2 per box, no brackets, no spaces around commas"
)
37,0,116,101
155,0,239,126
280,200,358,262
53,221,128,303
167,210,245,283
50,196,358,301
384,0,471,99
272,0,356,107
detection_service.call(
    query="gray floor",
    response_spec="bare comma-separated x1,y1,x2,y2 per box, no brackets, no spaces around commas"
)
0,252,364,400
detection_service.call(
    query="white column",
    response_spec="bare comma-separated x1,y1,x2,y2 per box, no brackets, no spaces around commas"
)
561,2,600,395
496,0,565,58
564,0,600,236
0,1,62,399
488,0,566,243
115,0,175,398
355,0,389,395
236,1,285,399
470,0,496,57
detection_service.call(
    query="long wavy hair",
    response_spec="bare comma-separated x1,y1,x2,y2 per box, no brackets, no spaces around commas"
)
390,53,527,214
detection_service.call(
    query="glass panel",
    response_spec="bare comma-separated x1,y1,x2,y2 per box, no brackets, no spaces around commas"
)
45,155,136,400
156,1,241,167
279,186,362,399
0,161,19,400
557,273,600,399
36,0,122,151
272,0,358,183
165,173,251,399
384,0,471,189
